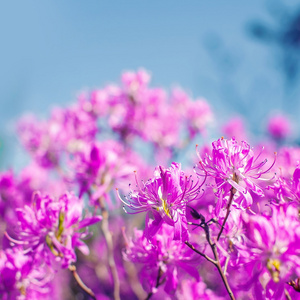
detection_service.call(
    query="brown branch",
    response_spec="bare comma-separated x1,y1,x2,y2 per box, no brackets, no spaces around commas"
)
99,197,121,300
285,288,292,300
187,239,235,299
224,255,230,275
210,241,235,300
186,207,236,300
217,188,235,241
185,241,216,264
145,267,162,300
124,260,147,300
69,265,96,299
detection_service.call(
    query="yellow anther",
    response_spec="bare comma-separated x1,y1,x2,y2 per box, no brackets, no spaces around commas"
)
267,258,281,283
162,199,171,218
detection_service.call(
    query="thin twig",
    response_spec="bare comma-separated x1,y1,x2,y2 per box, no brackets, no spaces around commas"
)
145,267,162,300
285,288,292,300
69,265,96,300
185,241,216,264
210,241,235,300
217,188,235,241
224,255,230,275
187,211,236,300
99,197,121,300
124,260,147,300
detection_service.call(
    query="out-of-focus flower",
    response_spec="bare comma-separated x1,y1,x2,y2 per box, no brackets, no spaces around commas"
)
177,279,224,300
0,247,51,299
267,114,291,140
12,192,101,268
269,166,300,203
17,115,58,168
121,69,151,94
216,209,248,268
186,99,213,138
237,203,300,299
73,140,151,205
172,88,213,139
221,117,247,141
17,102,97,168
119,162,203,242
123,223,200,295
90,70,212,153
274,146,300,178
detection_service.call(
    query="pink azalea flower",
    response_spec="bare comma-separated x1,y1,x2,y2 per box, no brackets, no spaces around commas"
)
123,223,200,295
196,137,276,214
119,162,204,242
267,114,291,140
0,247,51,299
237,204,300,299
12,192,101,268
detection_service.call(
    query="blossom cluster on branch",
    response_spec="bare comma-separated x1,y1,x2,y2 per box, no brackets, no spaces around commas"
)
0,69,299,300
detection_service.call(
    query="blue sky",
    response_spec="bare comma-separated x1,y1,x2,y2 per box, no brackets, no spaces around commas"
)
1,0,299,168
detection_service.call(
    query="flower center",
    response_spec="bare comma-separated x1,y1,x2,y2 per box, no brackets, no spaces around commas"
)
267,258,281,283
158,186,171,218
162,198,171,218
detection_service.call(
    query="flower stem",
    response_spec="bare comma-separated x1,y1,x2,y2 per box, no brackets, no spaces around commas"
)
145,267,162,300
210,242,235,300
217,188,235,241
285,288,292,300
187,207,236,300
99,197,121,300
69,265,96,300
185,241,216,264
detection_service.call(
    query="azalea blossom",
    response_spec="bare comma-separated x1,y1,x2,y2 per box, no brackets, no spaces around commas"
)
196,137,276,213
0,247,51,299
119,162,204,241
236,203,300,299
123,223,200,295
12,192,101,268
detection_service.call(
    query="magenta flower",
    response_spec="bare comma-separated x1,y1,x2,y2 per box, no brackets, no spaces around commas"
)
123,223,200,295
119,162,203,242
171,88,213,139
0,247,51,299
215,209,248,268
186,98,213,138
269,167,300,204
17,101,97,168
236,203,300,299
196,137,276,213
12,192,101,268
0,170,21,223
121,69,151,93
92,69,212,152
17,115,59,168
221,117,247,141
73,140,151,205
177,279,224,300
267,114,291,140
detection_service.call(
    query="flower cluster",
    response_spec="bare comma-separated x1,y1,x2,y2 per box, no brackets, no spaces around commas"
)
2,69,300,299
73,140,150,204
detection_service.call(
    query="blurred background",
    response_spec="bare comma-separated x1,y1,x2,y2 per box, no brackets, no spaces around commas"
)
1,0,300,168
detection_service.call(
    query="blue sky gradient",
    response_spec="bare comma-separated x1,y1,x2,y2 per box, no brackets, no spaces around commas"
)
1,0,299,167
